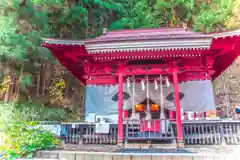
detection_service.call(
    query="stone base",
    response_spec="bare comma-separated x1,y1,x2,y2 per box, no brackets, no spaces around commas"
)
125,143,151,149
117,140,124,147
177,139,185,148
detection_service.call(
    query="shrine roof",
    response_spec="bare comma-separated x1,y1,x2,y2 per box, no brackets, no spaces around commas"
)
86,27,212,42
42,28,240,47
42,38,85,46
42,28,240,84
83,27,215,54
210,29,240,39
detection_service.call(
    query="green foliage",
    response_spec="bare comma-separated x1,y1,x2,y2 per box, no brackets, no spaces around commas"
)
110,0,236,32
32,0,128,39
0,14,31,60
0,102,66,123
194,0,233,32
20,74,32,87
109,0,159,30
0,0,51,62
1,122,60,159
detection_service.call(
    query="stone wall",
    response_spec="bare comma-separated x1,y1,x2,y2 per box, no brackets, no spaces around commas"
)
214,57,240,119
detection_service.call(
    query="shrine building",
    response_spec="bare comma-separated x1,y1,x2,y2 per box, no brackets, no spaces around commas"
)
43,27,240,147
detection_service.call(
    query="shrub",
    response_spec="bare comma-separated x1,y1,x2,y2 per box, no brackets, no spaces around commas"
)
1,122,60,160
0,102,67,123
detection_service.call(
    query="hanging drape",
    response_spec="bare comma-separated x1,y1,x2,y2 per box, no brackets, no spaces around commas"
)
125,83,147,107
85,85,119,114
85,80,216,121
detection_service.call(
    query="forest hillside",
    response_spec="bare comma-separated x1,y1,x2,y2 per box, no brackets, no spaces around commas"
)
0,0,239,121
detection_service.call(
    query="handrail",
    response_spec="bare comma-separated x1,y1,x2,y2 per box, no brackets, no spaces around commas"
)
182,120,240,145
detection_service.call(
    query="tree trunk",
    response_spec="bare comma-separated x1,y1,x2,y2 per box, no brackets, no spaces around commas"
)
4,85,11,102
41,60,46,96
4,75,13,102
9,74,15,101
84,8,91,39
15,65,24,99
36,58,43,97
36,72,41,97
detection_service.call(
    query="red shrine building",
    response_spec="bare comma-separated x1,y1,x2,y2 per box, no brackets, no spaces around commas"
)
43,27,240,147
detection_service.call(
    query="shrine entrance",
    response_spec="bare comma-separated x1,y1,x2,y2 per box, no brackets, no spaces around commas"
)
116,68,184,147
122,75,175,145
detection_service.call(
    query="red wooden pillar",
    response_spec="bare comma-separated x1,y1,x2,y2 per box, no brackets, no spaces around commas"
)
117,71,124,144
172,69,184,147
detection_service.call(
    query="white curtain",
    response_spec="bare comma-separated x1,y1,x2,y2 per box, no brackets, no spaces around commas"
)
178,80,215,112
124,83,146,109
85,80,216,120
85,85,119,114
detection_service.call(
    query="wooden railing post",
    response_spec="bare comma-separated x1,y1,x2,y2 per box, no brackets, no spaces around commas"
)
125,121,128,144
220,123,226,145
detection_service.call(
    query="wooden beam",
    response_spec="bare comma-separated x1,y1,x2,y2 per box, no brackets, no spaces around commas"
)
83,58,207,75
85,70,212,85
